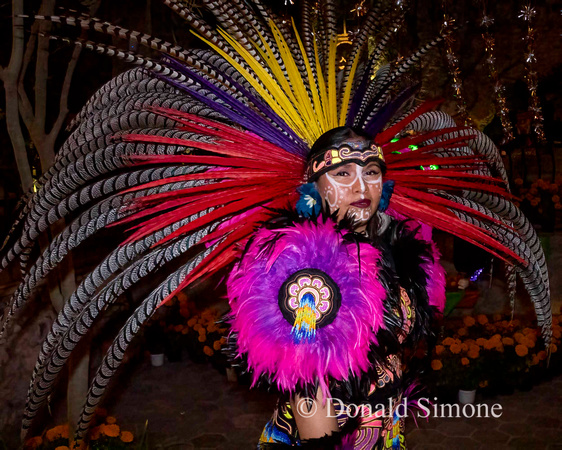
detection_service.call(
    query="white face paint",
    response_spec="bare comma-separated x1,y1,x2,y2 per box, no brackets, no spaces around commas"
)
316,162,383,230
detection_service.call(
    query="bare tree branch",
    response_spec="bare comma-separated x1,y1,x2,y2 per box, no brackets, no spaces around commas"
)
49,44,82,141
17,22,38,132
3,0,33,192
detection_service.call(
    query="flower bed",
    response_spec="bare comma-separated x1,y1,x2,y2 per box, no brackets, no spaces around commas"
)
425,313,561,399
24,410,135,450
144,292,230,370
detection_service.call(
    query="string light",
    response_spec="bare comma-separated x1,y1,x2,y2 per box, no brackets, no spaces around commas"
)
441,2,474,127
470,267,484,282
480,1,514,145
519,2,546,143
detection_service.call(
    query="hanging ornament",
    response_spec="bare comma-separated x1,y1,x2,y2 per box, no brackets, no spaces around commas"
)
351,0,367,18
441,3,474,127
480,1,514,145
519,2,546,143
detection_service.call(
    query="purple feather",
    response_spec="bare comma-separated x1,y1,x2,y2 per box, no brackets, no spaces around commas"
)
227,219,387,397
363,83,420,136
160,57,308,155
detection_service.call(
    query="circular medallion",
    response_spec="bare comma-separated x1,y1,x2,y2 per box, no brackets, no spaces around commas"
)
278,268,341,328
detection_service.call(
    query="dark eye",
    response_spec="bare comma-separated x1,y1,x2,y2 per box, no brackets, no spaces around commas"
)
335,170,350,176
365,168,380,176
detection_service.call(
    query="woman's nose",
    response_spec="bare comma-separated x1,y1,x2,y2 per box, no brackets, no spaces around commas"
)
353,176,367,193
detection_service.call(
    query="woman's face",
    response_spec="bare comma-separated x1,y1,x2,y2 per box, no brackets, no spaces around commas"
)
316,161,383,231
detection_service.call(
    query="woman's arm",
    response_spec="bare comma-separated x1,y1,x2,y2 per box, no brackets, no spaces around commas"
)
290,388,339,440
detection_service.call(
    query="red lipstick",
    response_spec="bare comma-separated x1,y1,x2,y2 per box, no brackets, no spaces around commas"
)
350,199,371,208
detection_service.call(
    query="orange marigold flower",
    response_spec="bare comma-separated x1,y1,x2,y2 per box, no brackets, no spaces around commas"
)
515,344,529,357
514,178,524,186
213,340,222,351
442,337,455,346
495,344,504,353
524,338,536,349
55,447,70,450
553,329,562,339
479,380,489,388
103,424,120,438
46,428,60,441
458,328,468,336
207,324,217,333
460,343,468,352
531,355,540,366
25,436,43,449
462,316,476,327
514,332,525,343
553,195,560,203
483,340,496,350
187,317,197,327
476,338,487,346
106,416,117,424
538,350,547,361
449,344,462,354
198,335,206,343
461,357,470,366
203,345,214,356
490,334,502,343
467,348,480,359
59,424,69,439
476,315,488,325
502,337,514,346
219,336,227,344
435,345,445,355
431,360,443,370
551,344,558,353
120,431,134,443
176,292,187,302
492,314,503,322
193,323,202,331
555,203,562,210
174,324,183,333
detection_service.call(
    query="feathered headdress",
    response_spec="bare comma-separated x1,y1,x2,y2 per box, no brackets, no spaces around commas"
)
0,0,550,442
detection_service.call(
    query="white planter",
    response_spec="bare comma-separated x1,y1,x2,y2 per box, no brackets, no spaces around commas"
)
458,389,476,405
226,367,238,383
150,353,165,367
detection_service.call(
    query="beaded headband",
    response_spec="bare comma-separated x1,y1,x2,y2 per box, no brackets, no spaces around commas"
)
306,142,385,181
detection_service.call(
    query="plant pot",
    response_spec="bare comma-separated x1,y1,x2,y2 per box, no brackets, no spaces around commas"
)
150,353,165,367
458,389,476,405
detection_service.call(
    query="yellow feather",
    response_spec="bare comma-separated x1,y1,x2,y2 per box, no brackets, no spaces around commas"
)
200,28,310,138
268,20,321,140
291,18,328,136
339,46,363,126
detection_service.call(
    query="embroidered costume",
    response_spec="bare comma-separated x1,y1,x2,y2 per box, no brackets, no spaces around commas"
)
0,0,551,446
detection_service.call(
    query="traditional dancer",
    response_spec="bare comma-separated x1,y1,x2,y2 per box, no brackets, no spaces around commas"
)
0,0,550,447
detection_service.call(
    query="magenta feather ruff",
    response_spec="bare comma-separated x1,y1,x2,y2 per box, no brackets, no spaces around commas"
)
227,219,387,395
425,241,446,313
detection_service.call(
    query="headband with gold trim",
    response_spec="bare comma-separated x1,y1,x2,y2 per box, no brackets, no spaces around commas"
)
306,143,385,181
